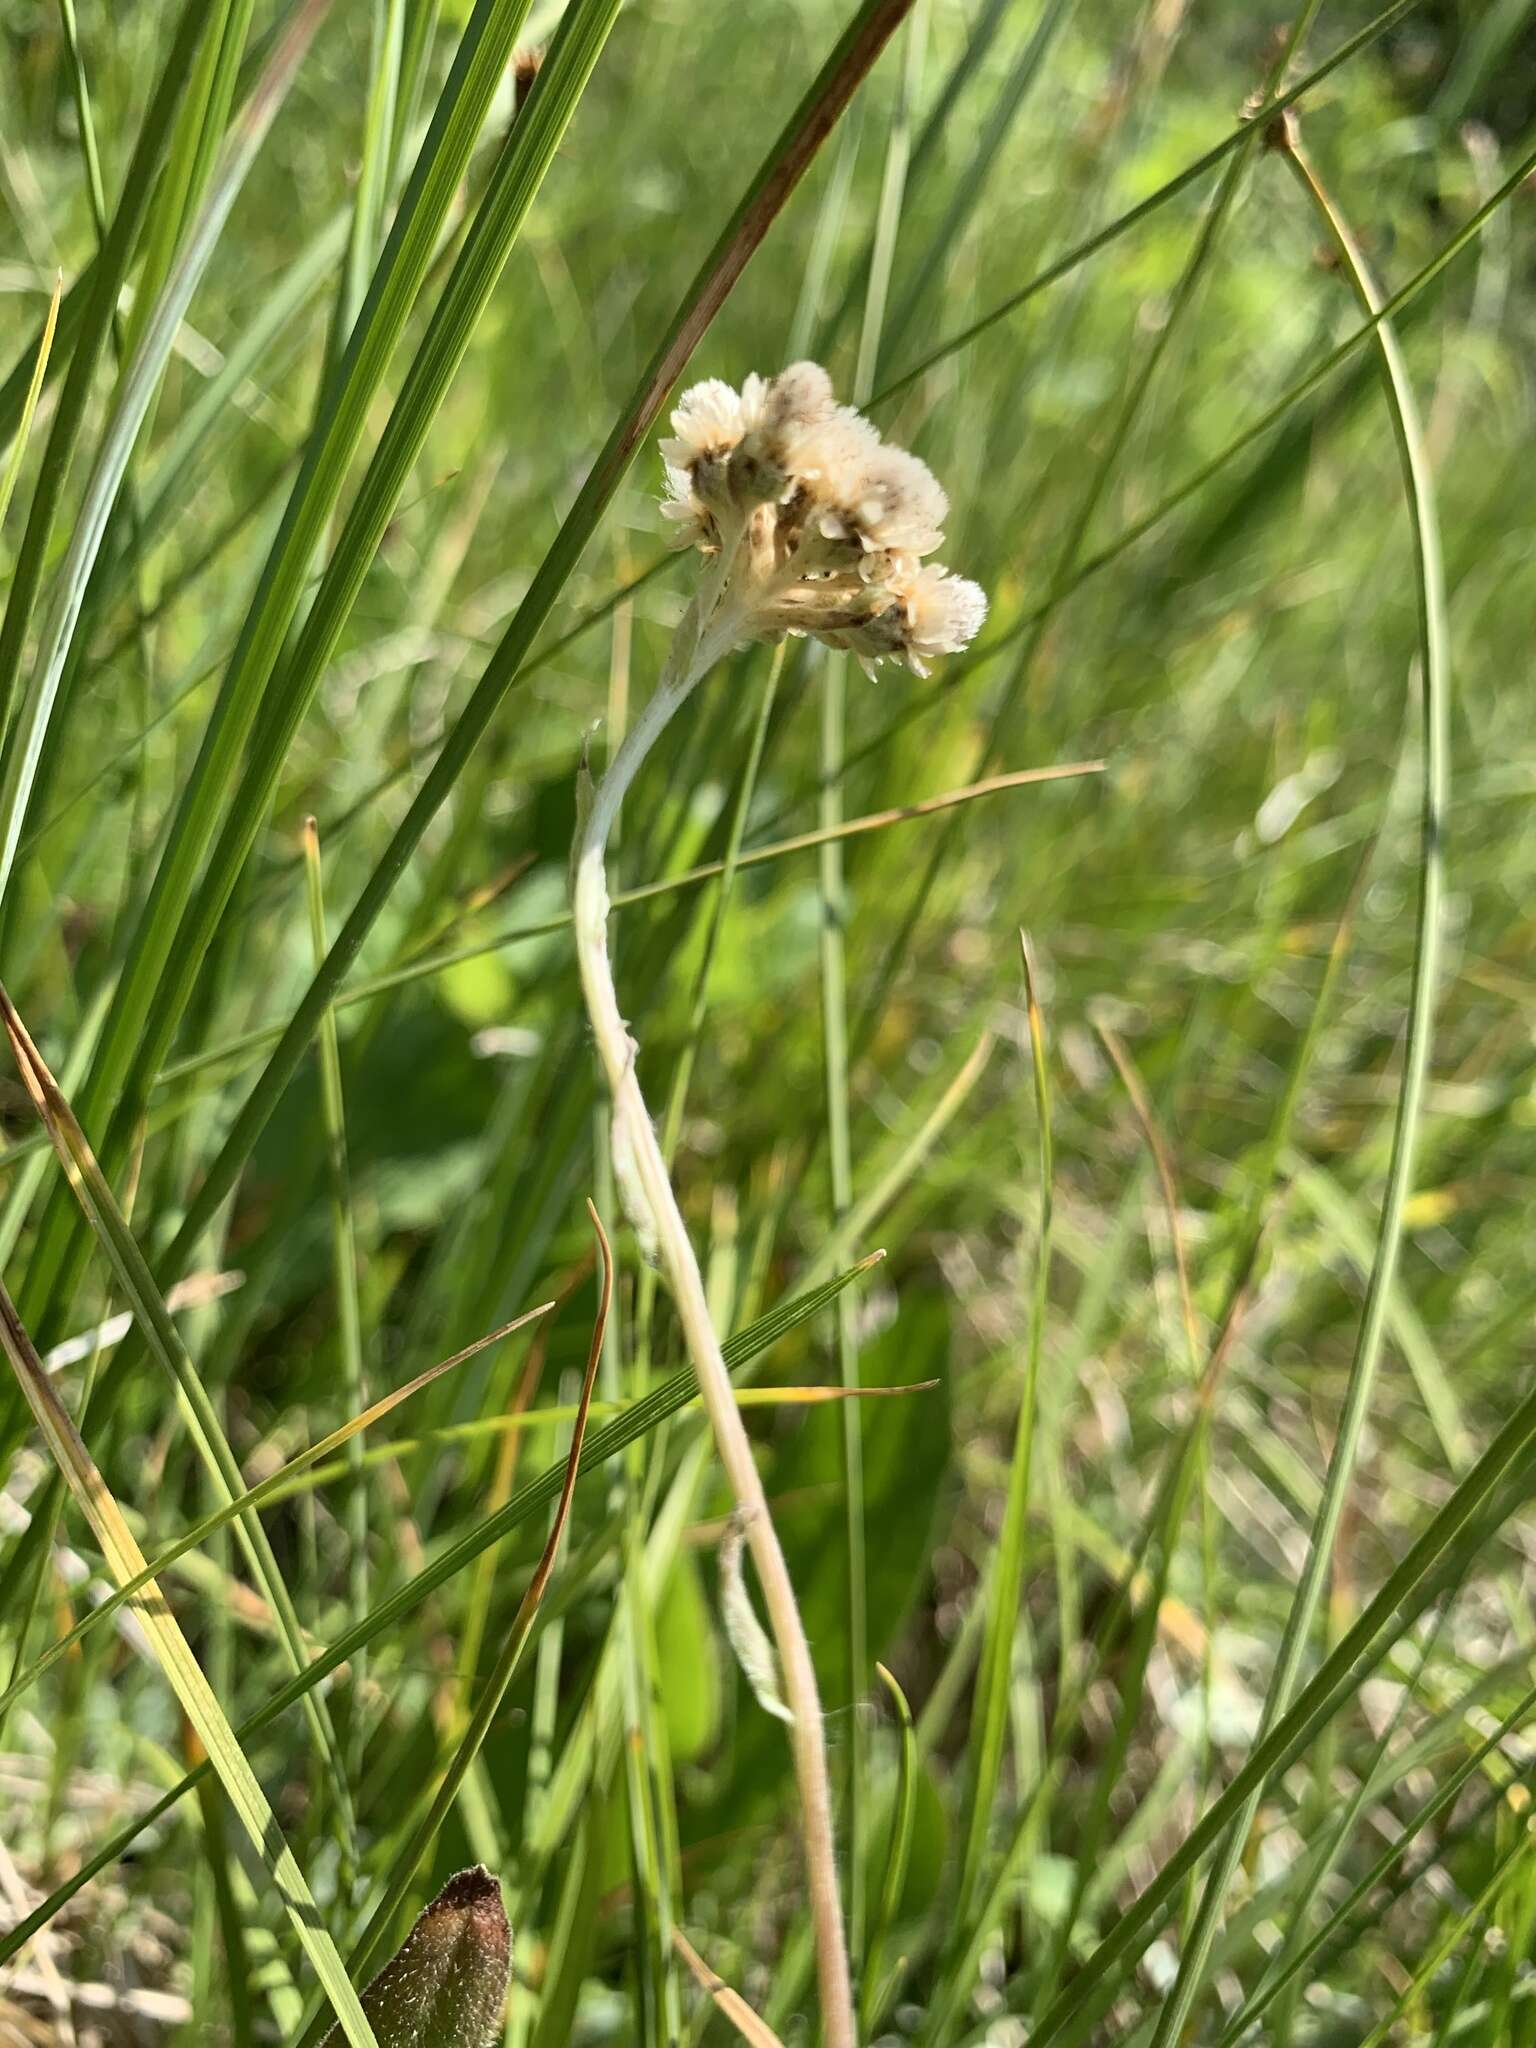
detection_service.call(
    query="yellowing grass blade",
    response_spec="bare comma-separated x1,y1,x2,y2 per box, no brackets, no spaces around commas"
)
0,1281,379,2047
672,1929,788,2048
0,271,61,532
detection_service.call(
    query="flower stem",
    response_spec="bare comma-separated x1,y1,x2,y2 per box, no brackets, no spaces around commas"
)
571,597,855,2048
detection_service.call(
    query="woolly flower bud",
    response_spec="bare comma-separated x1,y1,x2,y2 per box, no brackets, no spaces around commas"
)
321,1867,511,2048
822,444,948,558
658,378,745,470
894,563,989,674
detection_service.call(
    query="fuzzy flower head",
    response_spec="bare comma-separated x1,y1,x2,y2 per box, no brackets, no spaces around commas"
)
658,361,986,675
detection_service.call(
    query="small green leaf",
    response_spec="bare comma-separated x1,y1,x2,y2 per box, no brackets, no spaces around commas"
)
323,1868,511,2048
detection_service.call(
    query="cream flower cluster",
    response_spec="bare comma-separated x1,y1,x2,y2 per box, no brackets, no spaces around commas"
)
659,362,987,678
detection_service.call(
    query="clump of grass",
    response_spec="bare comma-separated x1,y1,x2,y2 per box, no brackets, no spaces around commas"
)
2,2,1536,2044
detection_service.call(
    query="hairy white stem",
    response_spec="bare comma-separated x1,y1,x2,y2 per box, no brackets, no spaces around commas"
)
571,586,855,2048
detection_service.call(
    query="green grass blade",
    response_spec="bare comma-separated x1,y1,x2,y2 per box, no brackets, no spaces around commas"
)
861,1661,917,2036
9,0,540,1341
301,818,371,1781
956,935,1052,1918
1137,112,1452,2048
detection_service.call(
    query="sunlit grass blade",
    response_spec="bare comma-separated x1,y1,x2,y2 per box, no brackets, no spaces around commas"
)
0,271,60,534
150,761,1101,1100
805,1031,990,1285
0,1281,380,2047
674,1929,789,2048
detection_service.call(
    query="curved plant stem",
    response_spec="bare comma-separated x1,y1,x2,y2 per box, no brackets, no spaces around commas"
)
1132,105,1452,2048
570,598,855,2048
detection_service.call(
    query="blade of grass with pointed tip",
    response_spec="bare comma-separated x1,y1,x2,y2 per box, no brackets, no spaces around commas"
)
674,1929,788,2048
861,1662,917,2036
147,762,1101,1105
0,1282,380,2048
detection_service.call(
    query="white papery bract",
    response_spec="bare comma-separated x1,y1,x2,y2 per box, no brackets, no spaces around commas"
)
658,360,986,676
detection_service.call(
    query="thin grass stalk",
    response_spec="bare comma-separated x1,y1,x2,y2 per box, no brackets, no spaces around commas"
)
955,934,1052,1919
1135,113,1451,2048
570,598,854,2046
0,273,61,540
301,819,370,1784
819,4,926,1956
136,763,1096,1104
